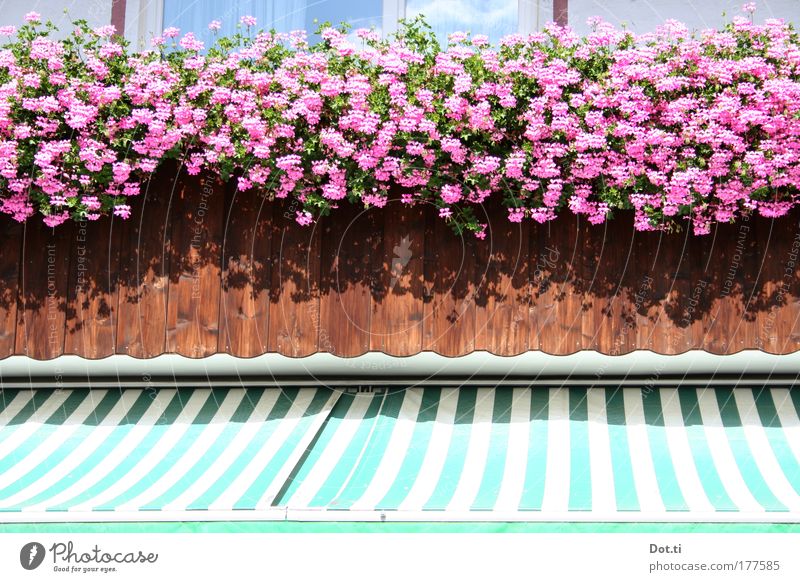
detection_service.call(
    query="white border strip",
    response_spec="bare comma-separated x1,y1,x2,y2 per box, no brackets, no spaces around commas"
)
1,350,798,387
0,509,798,524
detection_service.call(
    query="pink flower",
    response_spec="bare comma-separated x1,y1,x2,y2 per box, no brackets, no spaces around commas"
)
295,210,314,226
0,26,16,36
93,25,116,38
179,32,204,51
24,11,40,23
240,15,257,27
208,20,222,31
113,204,131,219
162,27,180,38
741,2,757,14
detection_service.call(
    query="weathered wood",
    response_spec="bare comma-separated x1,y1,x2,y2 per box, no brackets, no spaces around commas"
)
424,206,477,356
166,172,224,357
65,217,121,358
0,216,21,357
474,203,531,355
115,170,175,357
702,220,744,354
218,183,272,358
267,199,321,357
15,219,73,359
370,201,425,356
319,203,377,357
534,214,584,354
2,167,800,359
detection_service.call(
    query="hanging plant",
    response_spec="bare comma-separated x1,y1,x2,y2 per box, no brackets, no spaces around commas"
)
0,5,798,237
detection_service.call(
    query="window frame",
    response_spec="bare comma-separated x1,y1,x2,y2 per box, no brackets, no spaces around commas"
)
125,0,549,49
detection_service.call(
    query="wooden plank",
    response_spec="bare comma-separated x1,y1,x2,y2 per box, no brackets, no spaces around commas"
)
667,229,696,354
526,221,541,352
644,231,680,355
424,207,476,356
474,203,530,355
632,231,660,352
218,183,272,357
605,216,640,356
15,220,73,359
0,214,24,359
748,214,800,354
64,217,121,358
0,216,21,358
778,214,800,353
370,200,424,356
115,170,175,357
318,203,378,357
533,213,583,354
580,220,611,352
702,219,751,354
267,199,322,357
166,172,224,357
732,216,769,352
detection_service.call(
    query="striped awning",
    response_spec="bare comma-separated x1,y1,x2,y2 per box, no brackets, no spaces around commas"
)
0,386,799,522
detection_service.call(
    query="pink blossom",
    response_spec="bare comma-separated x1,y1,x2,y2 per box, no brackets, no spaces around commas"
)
24,12,40,23
295,210,314,226
93,25,116,38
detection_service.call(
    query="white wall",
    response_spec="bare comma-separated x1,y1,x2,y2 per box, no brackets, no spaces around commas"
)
0,0,112,35
569,0,800,35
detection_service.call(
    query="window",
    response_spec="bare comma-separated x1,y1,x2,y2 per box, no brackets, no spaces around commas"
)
128,0,554,49
163,0,383,47
406,0,516,45
569,0,800,35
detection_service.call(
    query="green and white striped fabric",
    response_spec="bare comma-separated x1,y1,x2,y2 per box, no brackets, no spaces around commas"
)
0,386,799,522
0,387,338,519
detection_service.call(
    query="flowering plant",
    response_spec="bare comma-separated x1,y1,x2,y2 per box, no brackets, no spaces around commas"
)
0,7,798,235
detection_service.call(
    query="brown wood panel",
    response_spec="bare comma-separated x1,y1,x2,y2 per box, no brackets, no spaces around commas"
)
318,203,378,357
779,218,800,353
740,216,764,352
0,216,21,357
65,217,121,358
166,172,224,357
749,216,800,354
474,204,531,355
115,170,175,357
632,231,660,352
2,166,800,359
370,200,425,356
424,206,477,356
605,218,640,356
533,214,583,354
581,220,611,352
701,220,748,354
218,183,272,357
681,230,711,353
15,220,73,359
267,199,321,357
